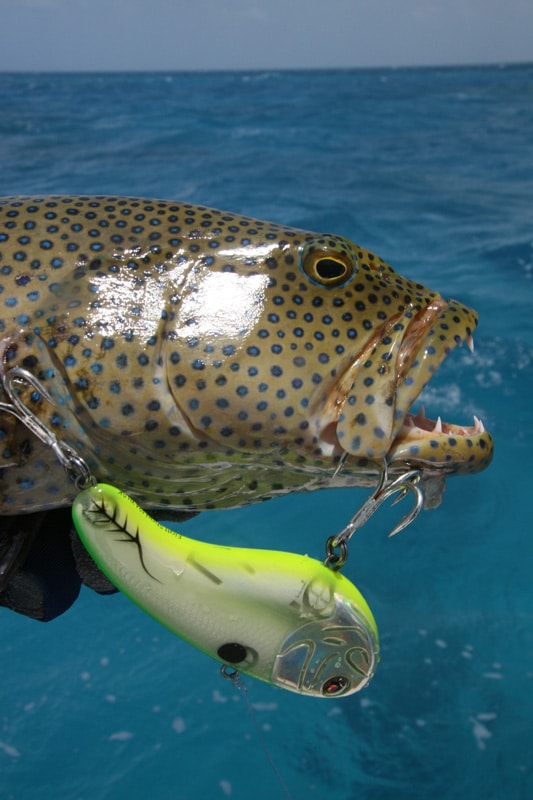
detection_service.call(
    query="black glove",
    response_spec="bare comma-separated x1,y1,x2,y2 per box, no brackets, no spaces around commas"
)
0,505,197,621
0,508,117,622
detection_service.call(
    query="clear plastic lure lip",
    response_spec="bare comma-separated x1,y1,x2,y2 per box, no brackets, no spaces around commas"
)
272,594,379,697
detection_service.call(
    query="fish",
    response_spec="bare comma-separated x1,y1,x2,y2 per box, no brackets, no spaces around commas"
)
0,196,493,518
72,482,379,698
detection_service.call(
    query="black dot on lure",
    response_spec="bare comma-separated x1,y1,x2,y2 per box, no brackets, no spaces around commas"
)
217,642,248,663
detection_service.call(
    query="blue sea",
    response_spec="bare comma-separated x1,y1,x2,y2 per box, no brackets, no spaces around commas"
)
1,65,532,799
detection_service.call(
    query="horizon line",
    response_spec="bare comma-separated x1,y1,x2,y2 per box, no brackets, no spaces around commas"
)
0,59,531,75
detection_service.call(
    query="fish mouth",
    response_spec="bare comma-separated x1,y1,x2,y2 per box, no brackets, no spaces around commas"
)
328,297,494,476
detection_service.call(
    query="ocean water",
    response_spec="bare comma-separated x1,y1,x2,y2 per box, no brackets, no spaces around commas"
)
0,65,532,799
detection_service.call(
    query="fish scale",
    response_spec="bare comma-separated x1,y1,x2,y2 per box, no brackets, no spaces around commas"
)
0,196,493,516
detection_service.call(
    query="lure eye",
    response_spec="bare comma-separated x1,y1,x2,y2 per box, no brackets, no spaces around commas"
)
322,675,350,696
300,249,355,288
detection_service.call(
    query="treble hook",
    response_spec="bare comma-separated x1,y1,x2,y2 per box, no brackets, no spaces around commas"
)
325,460,424,569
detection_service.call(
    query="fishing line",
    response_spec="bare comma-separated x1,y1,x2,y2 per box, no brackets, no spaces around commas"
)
221,666,293,800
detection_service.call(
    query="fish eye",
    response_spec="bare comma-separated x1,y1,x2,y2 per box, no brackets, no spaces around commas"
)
301,251,355,287
322,675,350,696
316,258,349,281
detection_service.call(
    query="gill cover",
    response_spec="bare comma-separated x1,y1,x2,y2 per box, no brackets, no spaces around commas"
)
72,484,379,698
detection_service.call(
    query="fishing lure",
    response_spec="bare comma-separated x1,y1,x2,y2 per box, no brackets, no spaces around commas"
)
72,483,379,698
2,368,429,698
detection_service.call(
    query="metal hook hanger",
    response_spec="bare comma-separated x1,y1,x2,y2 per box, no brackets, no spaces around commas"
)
0,365,94,489
1,366,57,447
325,459,424,569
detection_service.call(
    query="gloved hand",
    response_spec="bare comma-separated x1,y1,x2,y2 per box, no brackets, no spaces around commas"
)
0,505,197,621
0,508,117,622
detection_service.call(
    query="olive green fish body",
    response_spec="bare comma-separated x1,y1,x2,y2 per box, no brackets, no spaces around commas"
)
72,483,379,697
0,196,493,516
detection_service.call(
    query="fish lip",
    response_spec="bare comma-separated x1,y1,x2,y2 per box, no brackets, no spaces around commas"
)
329,298,493,473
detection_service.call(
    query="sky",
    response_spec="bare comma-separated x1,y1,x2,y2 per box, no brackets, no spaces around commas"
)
0,0,531,71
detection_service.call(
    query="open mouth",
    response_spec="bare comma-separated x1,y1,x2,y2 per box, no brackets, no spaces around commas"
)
331,297,494,476
397,405,486,443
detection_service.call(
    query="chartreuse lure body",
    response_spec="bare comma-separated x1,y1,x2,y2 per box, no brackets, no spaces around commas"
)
72,483,379,698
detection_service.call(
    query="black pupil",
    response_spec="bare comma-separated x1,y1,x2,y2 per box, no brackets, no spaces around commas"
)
217,642,247,663
315,258,347,280
323,676,349,696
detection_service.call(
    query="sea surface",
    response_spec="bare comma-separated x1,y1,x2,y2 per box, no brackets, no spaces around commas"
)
0,65,532,799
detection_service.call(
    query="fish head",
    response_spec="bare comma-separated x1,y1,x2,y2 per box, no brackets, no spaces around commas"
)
164,226,493,480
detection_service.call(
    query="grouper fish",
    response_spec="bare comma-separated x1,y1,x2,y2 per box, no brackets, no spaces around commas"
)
0,196,493,519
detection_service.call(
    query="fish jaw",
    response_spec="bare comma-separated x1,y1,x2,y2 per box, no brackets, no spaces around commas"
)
329,295,494,475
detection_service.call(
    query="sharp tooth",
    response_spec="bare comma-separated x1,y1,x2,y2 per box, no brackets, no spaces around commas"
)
433,416,443,434
465,334,475,353
473,415,485,434
411,406,426,427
